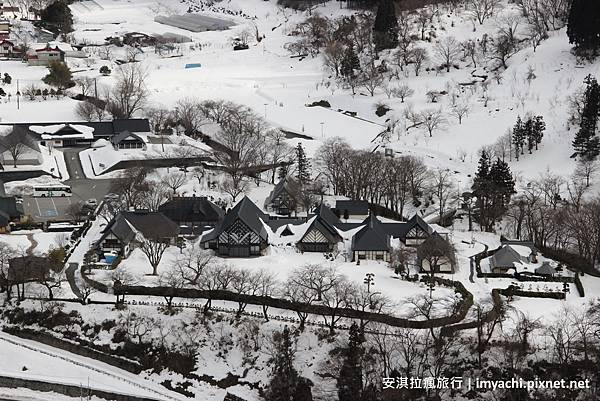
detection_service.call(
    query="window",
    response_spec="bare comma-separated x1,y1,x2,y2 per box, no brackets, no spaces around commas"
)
250,245,260,255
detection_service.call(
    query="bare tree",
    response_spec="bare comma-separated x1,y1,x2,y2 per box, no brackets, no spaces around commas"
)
430,168,456,222
391,83,414,103
174,243,215,286
416,9,432,41
574,158,599,187
490,34,519,69
467,0,499,25
164,171,186,195
420,109,448,137
323,39,345,77
0,133,28,168
358,59,384,96
451,102,470,124
122,312,155,344
76,100,107,122
77,276,96,304
411,47,428,76
75,77,95,97
37,268,65,300
321,278,354,334
139,237,171,276
106,63,148,119
220,177,249,203
173,98,204,136
140,181,170,211
434,36,461,73
158,265,186,308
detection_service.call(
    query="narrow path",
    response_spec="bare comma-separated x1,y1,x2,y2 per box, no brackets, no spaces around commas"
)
24,234,37,256
65,263,83,299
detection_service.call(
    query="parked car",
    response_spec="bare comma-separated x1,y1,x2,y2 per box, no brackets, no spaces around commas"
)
86,198,98,207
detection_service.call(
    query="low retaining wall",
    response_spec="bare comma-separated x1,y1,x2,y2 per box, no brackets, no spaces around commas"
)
83,270,474,330
0,375,161,401
3,327,143,374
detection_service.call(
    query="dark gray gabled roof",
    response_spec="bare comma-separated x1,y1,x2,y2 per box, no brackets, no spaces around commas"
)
2,119,151,139
0,126,40,153
535,262,556,275
111,130,145,145
314,204,341,227
265,177,297,206
300,215,342,245
335,200,369,215
490,245,522,269
202,196,269,242
158,196,224,223
121,211,179,239
405,214,434,236
351,214,390,252
99,210,179,246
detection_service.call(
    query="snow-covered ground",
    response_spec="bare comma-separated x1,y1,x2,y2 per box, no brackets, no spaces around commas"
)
0,331,192,400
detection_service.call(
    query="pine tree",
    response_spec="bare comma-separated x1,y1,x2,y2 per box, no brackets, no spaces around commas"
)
265,327,306,401
524,117,535,154
567,0,600,55
373,0,398,51
472,150,493,231
337,323,364,401
573,75,600,160
340,45,360,79
40,0,74,35
532,115,545,150
512,116,525,160
295,143,311,185
489,158,516,220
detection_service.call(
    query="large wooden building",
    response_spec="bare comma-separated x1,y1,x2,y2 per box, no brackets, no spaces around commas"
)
201,197,269,257
297,204,342,253
264,177,298,216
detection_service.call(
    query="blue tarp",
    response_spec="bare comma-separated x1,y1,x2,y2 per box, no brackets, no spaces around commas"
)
185,63,202,69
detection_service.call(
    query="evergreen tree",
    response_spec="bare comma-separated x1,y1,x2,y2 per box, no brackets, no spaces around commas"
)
40,0,73,35
532,115,545,150
573,75,600,160
489,158,516,220
277,164,289,181
337,323,364,401
373,0,398,51
472,150,493,231
293,378,313,401
42,61,75,90
512,116,525,160
524,117,535,154
567,0,600,55
295,143,311,185
340,45,360,80
265,327,308,401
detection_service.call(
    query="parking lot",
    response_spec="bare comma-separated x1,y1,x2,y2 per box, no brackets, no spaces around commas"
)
22,196,74,223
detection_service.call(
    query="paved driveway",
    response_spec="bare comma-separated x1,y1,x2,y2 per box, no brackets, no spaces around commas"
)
22,148,117,223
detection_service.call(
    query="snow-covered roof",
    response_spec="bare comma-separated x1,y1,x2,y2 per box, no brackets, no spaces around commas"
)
32,124,95,140
91,138,110,148
510,245,533,258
